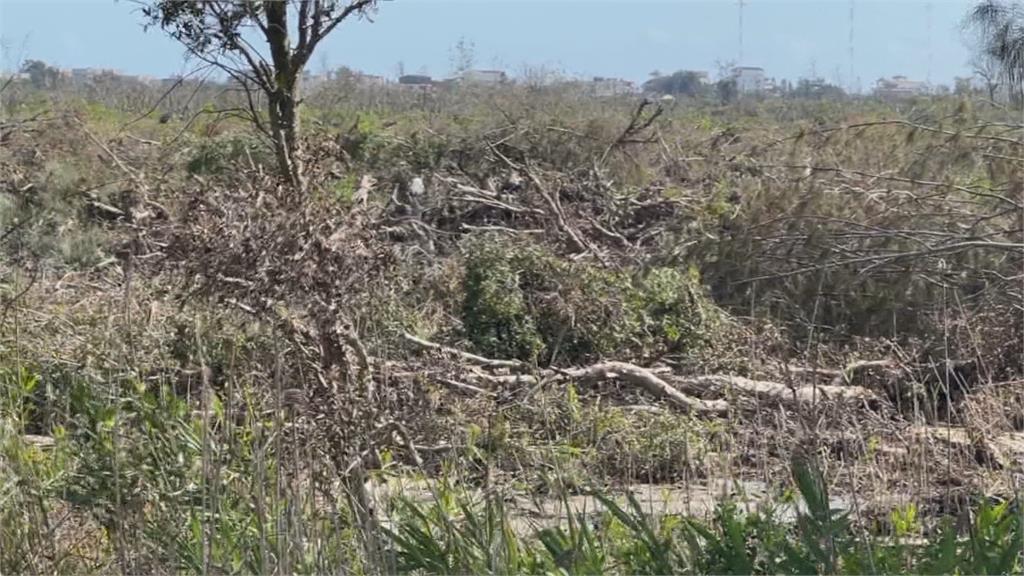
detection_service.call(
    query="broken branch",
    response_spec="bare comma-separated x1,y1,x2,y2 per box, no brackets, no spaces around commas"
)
564,361,729,415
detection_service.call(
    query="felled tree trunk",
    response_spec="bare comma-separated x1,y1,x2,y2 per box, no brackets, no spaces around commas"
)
565,362,730,415
670,374,879,407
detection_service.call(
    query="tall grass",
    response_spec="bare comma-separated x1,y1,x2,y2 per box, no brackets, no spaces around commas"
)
3,363,1021,574
0,363,367,574
384,455,1023,575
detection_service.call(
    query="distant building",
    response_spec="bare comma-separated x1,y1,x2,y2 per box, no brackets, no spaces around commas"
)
0,72,29,82
69,67,121,83
791,76,846,99
354,73,388,87
324,68,390,88
732,66,766,94
873,75,930,99
302,71,329,88
590,76,636,97
398,74,435,91
399,74,433,85
460,69,508,85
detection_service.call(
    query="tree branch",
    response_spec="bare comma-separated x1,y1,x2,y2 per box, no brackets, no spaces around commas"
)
563,362,730,415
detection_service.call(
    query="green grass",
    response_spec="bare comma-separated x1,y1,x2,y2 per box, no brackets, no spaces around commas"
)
384,457,1023,575
3,363,1021,575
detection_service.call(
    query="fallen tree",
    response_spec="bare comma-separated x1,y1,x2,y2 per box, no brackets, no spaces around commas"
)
402,334,879,415
562,361,730,415
671,374,879,407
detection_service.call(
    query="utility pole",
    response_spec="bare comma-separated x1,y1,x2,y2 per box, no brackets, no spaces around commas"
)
925,1,933,85
738,0,745,64
848,0,856,93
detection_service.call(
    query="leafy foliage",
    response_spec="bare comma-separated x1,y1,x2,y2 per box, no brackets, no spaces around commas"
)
643,71,710,97
460,237,722,364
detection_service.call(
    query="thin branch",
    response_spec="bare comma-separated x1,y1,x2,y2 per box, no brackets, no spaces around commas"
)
296,0,376,66
402,332,532,371
737,240,1024,285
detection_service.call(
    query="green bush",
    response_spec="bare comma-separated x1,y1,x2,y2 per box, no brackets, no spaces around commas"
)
186,133,269,175
461,239,546,362
0,160,109,269
460,237,723,364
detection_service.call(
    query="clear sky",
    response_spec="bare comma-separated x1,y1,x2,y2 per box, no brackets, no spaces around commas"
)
0,0,981,89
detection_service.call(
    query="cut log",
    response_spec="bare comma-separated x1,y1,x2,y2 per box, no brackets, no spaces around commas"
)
463,370,539,387
672,374,879,407
438,378,496,397
402,336,878,415
565,362,729,415
829,359,900,387
21,434,56,449
903,426,1024,471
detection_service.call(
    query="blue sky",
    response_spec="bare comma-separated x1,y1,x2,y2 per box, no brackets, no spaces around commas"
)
0,0,980,89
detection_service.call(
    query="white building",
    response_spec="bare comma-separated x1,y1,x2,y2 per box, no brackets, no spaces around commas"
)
732,66,766,94
460,69,507,85
69,68,120,83
354,73,388,87
590,77,636,97
302,71,329,88
873,75,930,99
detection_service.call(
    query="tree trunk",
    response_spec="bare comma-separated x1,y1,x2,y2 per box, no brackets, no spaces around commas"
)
267,84,306,192
263,0,307,192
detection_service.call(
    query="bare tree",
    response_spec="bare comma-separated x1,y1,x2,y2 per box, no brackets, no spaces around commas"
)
964,1,1024,102
448,36,475,78
141,0,380,190
971,52,1004,100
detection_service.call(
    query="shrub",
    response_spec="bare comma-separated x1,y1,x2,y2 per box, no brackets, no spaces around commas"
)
0,159,109,269
460,236,723,364
460,238,545,362
186,133,269,175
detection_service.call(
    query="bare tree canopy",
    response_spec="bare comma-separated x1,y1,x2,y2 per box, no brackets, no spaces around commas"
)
141,0,380,190
965,0,1024,98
